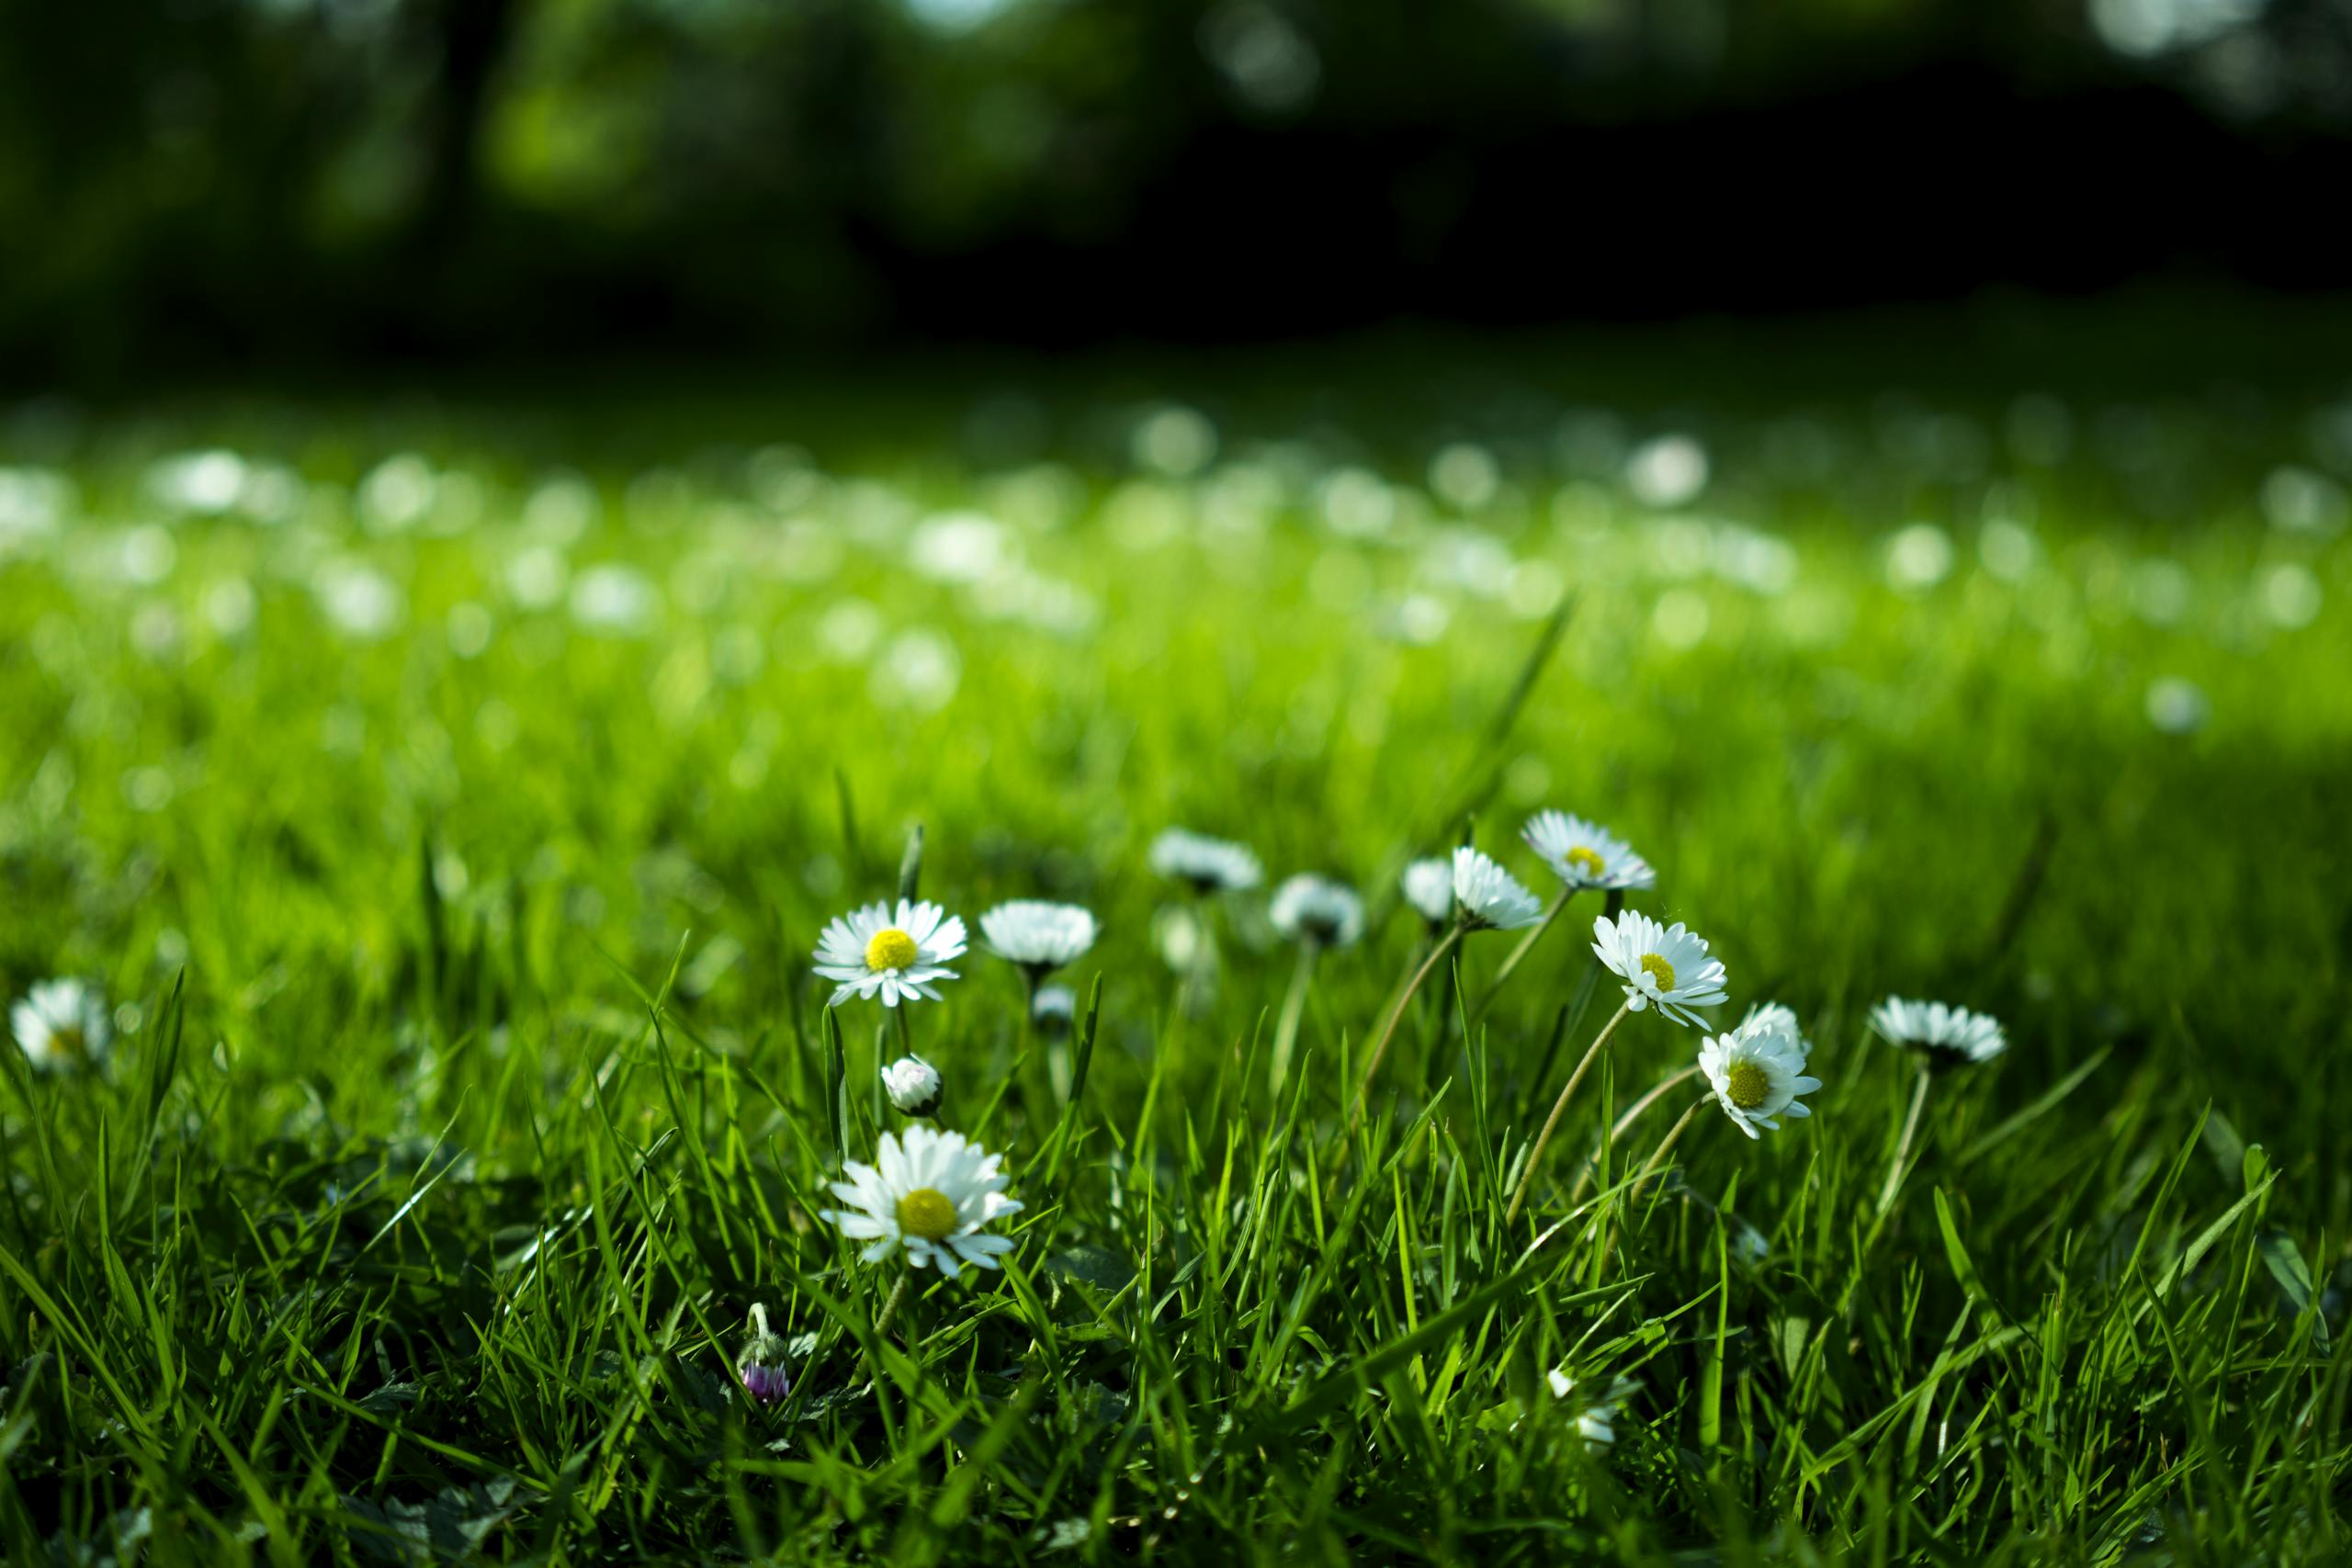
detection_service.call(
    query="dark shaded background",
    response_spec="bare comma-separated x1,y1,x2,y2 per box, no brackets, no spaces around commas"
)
5,0,2349,385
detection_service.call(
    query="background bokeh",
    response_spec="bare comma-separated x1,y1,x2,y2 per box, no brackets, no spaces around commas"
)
6,0,2352,381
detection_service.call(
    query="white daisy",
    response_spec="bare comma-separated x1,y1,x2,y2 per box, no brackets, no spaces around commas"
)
1148,828,1262,894
10,977,111,1072
1545,1371,1638,1450
978,900,1098,976
1871,996,2007,1065
1699,1007,1822,1138
819,1125,1023,1278
882,1055,943,1116
1268,874,1365,948
1452,847,1544,931
1589,910,1728,1026
1522,811,1656,892
813,899,967,1008
1033,983,1078,1034
1400,856,1455,927
1739,999,1802,1040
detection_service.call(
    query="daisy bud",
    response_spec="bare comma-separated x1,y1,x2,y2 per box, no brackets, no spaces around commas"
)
739,1303,789,1405
882,1054,944,1117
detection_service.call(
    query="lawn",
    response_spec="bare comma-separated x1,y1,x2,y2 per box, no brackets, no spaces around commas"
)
4,319,2349,1562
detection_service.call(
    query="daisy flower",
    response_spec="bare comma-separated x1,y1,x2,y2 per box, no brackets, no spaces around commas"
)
1699,1006,1822,1138
1521,811,1656,892
813,899,967,1008
10,977,111,1072
820,1125,1023,1278
1590,911,1728,1027
1739,999,1802,1040
978,900,1097,978
1452,847,1544,931
738,1303,789,1405
1545,1371,1638,1450
1269,874,1365,948
882,1055,943,1117
1871,997,2007,1065
1148,828,1262,894
1400,856,1454,927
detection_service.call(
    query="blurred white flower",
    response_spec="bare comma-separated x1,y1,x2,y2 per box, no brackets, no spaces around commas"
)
1871,996,2007,1065
11,977,111,1072
1149,829,1261,894
979,900,1098,977
1624,434,1708,509
1269,874,1364,948
1522,811,1655,892
1400,857,1454,926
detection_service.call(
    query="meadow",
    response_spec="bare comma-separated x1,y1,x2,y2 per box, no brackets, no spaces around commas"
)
4,321,2350,1563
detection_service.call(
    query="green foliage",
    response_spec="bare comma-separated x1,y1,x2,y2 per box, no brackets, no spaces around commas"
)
1,358,2348,1562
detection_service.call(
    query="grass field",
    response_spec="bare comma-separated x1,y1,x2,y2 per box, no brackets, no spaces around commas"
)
4,322,2351,1563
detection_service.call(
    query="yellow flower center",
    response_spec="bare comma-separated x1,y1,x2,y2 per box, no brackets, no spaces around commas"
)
896,1187,958,1242
1639,953,1676,990
51,1025,88,1061
1725,1060,1771,1110
1566,846,1604,879
865,928,920,973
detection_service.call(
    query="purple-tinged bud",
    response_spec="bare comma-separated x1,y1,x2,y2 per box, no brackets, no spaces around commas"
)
739,1303,789,1406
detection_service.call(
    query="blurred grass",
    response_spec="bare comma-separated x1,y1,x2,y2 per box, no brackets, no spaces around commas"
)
2,325,2349,1561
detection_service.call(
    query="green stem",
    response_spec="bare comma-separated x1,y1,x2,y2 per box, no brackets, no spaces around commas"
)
1569,1064,1702,1205
1505,999,1633,1225
1352,924,1464,1122
874,1270,914,1342
1474,886,1574,1020
1876,1062,1933,1217
1270,940,1320,1100
1629,1097,1706,1198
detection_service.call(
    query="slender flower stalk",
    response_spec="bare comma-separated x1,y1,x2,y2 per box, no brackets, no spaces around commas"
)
1628,1097,1707,1199
1876,1060,1933,1216
1569,1064,1703,1204
1506,999,1633,1224
1352,924,1463,1117
1474,886,1576,1018
1270,938,1321,1098
873,1271,914,1341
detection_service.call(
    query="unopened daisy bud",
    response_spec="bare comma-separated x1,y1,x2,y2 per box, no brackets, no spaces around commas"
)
1033,983,1077,1037
883,1054,944,1117
739,1303,789,1405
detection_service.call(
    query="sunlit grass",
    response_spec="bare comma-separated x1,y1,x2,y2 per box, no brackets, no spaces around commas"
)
2,367,2348,1562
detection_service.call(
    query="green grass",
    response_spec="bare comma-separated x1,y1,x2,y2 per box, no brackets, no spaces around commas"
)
3,339,2350,1563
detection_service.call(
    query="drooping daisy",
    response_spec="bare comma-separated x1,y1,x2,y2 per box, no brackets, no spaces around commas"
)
1589,910,1728,1026
739,1302,789,1405
1400,856,1455,927
1452,847,1544,931
1522,811,1656,892
1033,983,1078,1035
1739,999,1802,1040
1269,874,1366,948
882,1055,944,1117
1148,828,1262,895
813,899,967,1008
1699,1007,1822,1138
820,1125,1023,1278
978,900,1098,978
10,977,111,1072
1545,1371,1638,1450
1871,996,2007,1065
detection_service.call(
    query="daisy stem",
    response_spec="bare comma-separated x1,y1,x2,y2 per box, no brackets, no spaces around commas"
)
1628,1096,1707,1199
873,1270,914,1342
1351,923,1464,1122
1270,940,1319,1099
1504,999,1633,1226
1568,1064,1702,1205
1473,886,1575,1020
1876,1061,1934,1218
